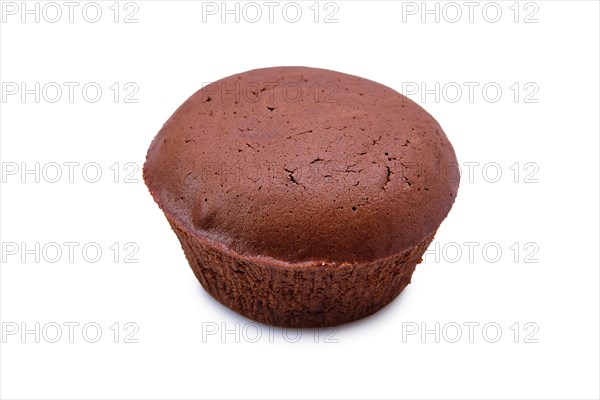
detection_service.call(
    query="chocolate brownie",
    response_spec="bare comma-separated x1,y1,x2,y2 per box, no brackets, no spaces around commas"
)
143,66,460,327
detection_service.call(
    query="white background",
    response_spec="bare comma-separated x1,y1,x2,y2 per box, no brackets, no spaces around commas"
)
1,1,599,399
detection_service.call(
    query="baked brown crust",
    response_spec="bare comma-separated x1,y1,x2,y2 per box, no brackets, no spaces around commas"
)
143,66,459,326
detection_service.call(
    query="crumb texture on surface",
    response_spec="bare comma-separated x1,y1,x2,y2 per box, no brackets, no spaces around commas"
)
144,66,459,264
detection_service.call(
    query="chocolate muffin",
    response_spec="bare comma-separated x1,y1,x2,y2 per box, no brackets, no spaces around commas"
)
143,66,459,327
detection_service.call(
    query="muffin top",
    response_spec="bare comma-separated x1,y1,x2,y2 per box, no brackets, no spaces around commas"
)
144,67,459,265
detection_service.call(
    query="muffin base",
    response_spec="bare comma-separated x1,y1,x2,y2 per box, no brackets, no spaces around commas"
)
167,216,435,328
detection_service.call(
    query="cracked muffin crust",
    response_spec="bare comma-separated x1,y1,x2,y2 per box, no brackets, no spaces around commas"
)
144,66,460,327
